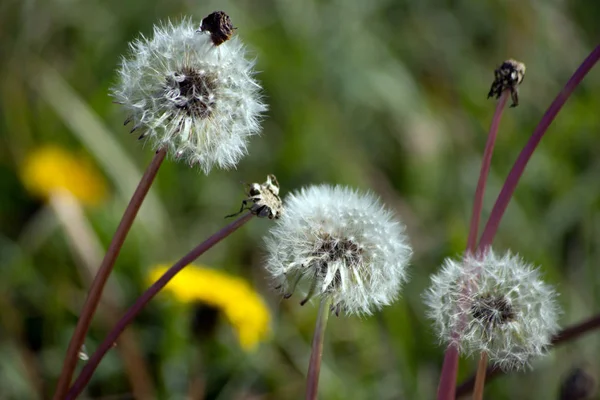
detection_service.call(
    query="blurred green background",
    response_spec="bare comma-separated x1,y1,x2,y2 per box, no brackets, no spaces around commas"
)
1,0,600,399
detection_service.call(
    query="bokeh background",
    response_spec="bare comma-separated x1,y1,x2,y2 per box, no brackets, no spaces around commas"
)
1,0,600,399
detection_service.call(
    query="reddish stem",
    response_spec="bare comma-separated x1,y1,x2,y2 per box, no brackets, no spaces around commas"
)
455,44,600,399
66,212,253,399
53,148,166,400
437,344,460,400
305,297,332,400
478,45,600,250
455,312,600,398
467,91,509,253
438,79,510,400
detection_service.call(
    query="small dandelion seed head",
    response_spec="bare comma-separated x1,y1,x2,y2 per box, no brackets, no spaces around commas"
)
423,249,561,371
265,185,412,316
112,16,266,174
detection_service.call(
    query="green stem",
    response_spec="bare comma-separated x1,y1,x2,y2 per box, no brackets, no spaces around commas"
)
306,297,333,400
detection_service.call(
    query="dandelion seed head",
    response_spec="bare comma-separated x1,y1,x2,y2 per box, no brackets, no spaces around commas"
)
112,16,266,174
265,185,412,316
423,249,561,370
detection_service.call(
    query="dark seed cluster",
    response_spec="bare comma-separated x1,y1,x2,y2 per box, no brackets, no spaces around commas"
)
315,233,363,272
168,66,218,119
470,293,516,331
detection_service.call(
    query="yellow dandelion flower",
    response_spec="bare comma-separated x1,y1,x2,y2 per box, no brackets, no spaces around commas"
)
149,265,271,351
21,146,107,206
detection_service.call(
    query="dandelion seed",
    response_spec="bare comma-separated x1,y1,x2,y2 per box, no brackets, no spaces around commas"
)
423,249,561,370
78,344,89,361
265,185,412,316
112,14,266,174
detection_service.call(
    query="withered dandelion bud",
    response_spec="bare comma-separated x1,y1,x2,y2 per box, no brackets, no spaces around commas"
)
198,11,235,46
487,59,526,107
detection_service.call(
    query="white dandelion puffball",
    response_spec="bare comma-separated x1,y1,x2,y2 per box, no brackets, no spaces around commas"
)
112,16,266,174
423,250,561,370
265,185,412,316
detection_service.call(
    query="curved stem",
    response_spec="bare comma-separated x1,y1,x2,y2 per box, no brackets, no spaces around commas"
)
437,87,510,400
49,192,155,399
66,212,253,399
455,312,600,398
53,148,166,400
478,45,600,250
306,297,333,400
467,91,509,253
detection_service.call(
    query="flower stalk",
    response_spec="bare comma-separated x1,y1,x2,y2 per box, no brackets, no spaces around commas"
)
467,90,509,252
478,45,600,250
438,81,511,400
306,296,333,400
53,147,166,400
454,44,600,398
437,344,460,400
456,312,600,397
472,352,488,400
65,212,253,399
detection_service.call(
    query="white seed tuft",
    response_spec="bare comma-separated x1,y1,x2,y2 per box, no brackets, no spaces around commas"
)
112,17,266,174
423,249,561,370
265,185,412,316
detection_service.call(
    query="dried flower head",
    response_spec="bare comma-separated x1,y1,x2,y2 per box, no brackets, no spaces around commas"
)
226,174,283,219
112,15,266,174
423,250,560,370
487,59,526,107
265,185,412,316
199,11,235,46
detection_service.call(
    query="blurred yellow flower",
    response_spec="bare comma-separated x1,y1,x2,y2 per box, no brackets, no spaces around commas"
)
149,265,271,351
21,146,107,206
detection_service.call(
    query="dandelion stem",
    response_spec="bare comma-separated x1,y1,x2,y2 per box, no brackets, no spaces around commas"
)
306,296,333,400
477,45,600,250
65,212,253,399
467,91,509,253
472,352,488,400
49,192,155,399
437,90,510,400
53,147,166,400
437,343,460,400
455,312,600,397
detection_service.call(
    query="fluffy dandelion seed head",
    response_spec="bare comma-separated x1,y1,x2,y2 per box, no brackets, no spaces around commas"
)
265,185,412,316
423,250,561,370
149,265,271,351
113,17,266,174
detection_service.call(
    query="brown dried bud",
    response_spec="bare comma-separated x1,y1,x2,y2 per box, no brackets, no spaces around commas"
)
199,11,235,46
487,59,526,108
